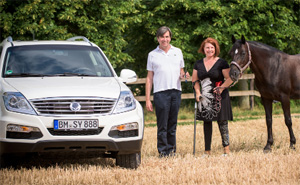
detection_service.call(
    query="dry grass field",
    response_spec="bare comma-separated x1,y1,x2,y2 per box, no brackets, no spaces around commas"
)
1,115,300,185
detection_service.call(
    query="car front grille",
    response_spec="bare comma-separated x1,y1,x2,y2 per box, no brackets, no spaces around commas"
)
47,128,104,136
30,97,116,115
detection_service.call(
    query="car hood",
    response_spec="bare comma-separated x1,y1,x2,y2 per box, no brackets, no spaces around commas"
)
3,77,122,100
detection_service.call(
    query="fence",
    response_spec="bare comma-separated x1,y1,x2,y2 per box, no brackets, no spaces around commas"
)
128,73,260,108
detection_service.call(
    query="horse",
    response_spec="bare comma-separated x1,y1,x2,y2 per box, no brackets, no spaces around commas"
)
229,35,300,152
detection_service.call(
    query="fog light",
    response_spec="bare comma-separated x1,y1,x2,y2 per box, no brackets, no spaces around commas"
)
111,122,138,132
109,122,138,138
7,124,40,133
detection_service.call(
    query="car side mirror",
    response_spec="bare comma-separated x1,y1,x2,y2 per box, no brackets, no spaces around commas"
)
120,69,137,83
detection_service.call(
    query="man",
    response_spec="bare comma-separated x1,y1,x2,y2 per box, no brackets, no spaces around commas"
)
146,26,190,157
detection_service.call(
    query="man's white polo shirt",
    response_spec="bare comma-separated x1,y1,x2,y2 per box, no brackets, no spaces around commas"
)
147,45,184,93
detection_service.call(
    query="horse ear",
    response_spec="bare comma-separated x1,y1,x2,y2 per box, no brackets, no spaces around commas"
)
241,35,246,44
231,35,236,44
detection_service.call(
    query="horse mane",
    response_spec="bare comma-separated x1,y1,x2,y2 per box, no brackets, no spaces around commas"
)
248,41,286,55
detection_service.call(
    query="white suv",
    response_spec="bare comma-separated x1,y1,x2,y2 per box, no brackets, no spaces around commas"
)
0,36,144,169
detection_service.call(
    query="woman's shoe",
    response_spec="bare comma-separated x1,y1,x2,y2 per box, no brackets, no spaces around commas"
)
201,150,211,158
224,146,230,155
201,153,209,158
221,153,228,157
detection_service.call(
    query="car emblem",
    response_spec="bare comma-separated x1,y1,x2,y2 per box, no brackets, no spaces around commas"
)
70,102,81,112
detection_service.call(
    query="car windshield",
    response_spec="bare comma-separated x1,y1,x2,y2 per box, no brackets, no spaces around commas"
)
3,45,113,77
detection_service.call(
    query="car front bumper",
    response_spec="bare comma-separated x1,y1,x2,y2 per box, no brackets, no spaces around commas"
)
0,102,144,156
0,138,143,155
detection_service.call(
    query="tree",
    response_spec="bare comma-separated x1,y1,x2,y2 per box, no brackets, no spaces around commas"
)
121,0,300,77
1,0,300,105
0,0,144,68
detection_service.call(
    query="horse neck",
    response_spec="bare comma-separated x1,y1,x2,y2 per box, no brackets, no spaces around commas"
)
248,42,281,83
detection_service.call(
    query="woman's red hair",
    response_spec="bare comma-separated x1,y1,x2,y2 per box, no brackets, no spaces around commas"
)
198,37,220,57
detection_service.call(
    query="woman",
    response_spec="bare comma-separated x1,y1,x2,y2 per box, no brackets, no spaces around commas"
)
192,37,233,156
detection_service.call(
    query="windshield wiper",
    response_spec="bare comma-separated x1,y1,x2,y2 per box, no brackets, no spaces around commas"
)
6,73,98,77
6,73,45,77
53,73,98,77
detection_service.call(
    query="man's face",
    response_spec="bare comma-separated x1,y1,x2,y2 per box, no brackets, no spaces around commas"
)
157,31,171,50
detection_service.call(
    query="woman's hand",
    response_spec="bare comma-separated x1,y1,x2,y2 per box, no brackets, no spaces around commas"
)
213,86,224,95
195,92,202,102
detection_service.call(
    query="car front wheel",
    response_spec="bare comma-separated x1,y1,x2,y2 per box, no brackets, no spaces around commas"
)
116,152,141,169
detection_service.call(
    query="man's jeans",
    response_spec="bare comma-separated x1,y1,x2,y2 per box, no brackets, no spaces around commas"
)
154,89,181,156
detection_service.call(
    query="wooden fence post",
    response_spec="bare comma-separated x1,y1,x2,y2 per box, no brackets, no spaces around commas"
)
250,78,255,110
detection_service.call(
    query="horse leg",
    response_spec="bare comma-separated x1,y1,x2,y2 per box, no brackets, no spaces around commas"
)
281,99,296,150
261,97,273,152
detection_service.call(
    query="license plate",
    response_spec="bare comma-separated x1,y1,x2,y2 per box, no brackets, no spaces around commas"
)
54,119,99,130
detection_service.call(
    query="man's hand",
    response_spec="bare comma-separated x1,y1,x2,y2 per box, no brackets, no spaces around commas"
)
146,100,153,112
185,71,190,79
180,71,190,80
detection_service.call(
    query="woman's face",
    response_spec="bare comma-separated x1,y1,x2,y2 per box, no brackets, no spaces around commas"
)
204,43,215,57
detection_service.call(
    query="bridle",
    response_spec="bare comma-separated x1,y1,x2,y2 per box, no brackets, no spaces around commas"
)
230,42,252,77
205,42,252,93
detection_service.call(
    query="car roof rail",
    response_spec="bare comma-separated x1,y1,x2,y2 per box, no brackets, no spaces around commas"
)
7,36,14,46
67,36,92,46
67,36,92,43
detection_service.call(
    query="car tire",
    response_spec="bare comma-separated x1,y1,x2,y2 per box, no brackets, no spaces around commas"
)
116,152,141,169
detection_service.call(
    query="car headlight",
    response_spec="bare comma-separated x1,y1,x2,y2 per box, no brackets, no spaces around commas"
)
3,92,37,115
113,91,136,114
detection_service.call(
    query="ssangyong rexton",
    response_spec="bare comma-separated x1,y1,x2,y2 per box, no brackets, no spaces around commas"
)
0,36,144,169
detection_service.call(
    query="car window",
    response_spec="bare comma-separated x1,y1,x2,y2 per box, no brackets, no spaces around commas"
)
3,45,113,77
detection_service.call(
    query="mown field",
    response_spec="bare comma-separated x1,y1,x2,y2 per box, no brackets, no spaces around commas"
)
1,114,300,184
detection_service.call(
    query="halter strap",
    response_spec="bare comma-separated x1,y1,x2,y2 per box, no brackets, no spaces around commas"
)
230,42,252,77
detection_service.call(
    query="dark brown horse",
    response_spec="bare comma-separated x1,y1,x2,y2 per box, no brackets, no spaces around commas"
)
229,35,300,152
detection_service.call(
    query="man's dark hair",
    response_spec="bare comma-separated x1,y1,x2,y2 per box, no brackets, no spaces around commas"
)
156,26,172,38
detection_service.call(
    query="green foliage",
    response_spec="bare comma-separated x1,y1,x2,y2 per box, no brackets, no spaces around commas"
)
0,0,144,68
1,0,300,82
122,0,300,77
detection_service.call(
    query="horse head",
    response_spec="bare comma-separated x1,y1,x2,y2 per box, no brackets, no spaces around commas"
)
229,35,252,82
